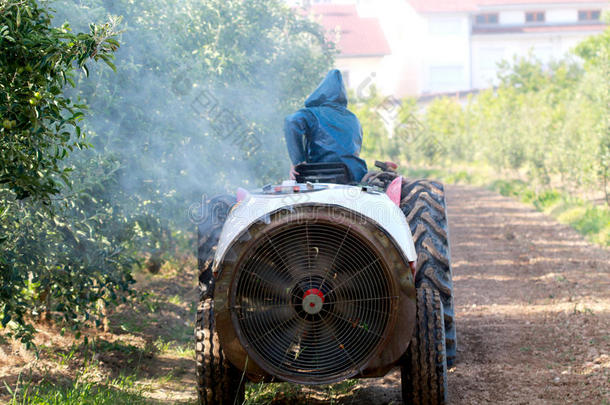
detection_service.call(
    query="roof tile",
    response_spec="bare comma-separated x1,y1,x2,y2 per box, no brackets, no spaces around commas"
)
309,4,392,57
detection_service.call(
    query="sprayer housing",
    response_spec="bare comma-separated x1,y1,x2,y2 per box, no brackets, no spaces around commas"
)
211,183,418,384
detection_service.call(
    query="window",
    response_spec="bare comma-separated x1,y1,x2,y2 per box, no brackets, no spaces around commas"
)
578,10,601,21
525,11,545,23
475,13,499,24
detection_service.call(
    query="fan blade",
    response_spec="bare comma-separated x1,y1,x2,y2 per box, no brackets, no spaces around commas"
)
238,305,294,335
245,256,294,292
264,235,309,279
319,315,357,371
279,239,311,277
255,319,303,370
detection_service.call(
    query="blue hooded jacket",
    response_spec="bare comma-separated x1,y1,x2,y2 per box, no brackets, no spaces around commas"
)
284,69,368,182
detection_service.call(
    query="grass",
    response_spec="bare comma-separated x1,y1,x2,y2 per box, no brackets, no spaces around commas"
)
152,336,194,359
245,382,296,404
245,379,358,404
93,339,151,356
557,205,610,245
6,374,148,405
487,178,610,246
168,295,184,306
404,166,610,247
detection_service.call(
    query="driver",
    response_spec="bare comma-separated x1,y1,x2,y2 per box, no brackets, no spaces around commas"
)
284,69,367,183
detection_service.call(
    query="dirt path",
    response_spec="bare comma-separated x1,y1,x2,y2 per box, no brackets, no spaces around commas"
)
343,184,610,404
446,184,610,404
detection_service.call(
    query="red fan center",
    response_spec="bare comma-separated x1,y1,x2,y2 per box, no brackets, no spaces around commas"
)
302,288,324,315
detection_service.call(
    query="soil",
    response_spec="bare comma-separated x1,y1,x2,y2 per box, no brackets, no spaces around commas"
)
343,185,610,405
1,184,608,404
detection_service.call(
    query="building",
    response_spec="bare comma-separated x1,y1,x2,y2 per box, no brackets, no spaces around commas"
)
298,0,608,97
409,0,608,94
305,4,392,94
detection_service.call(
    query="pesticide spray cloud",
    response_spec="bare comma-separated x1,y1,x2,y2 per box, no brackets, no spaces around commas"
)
52,0,335,242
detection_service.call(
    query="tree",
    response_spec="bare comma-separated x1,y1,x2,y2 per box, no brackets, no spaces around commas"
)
0,0,121,345
351,86,393,161
0,0,119,202
1,0,335,345
574,24,610,203
51,0,335,264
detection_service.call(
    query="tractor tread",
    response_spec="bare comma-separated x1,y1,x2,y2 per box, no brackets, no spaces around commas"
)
401,287,448,405
362,172,457,364
399,178,457,366
196,298,245,405
195,194,243,404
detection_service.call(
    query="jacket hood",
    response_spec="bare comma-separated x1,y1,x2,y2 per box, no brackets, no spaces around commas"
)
305,69,348,108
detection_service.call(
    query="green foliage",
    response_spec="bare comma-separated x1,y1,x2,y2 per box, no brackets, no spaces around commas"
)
0,0,125,345
0,0,119,202
1,154,139,345
489,179,529,198
574,15,610,69
351,86,392,161
574,24,610,205
55,0,334,187
559,205,610,246
386,28,610,246
422,97,468,164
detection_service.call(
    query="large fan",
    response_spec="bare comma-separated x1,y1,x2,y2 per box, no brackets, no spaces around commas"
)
231,219,398,384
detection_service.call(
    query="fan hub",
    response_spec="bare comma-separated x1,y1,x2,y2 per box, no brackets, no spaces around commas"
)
302,288,324,315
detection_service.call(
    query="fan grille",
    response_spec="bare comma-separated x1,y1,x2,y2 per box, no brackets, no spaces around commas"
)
231,216,398,384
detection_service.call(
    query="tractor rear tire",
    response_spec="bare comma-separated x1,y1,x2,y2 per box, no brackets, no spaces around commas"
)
400,179,457,366
401,287,448,405
197,195,236,299
196,194,244,404
196,298,246,405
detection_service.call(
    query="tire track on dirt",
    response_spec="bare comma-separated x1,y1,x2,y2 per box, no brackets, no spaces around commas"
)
446,185,609,405
339,184,609,404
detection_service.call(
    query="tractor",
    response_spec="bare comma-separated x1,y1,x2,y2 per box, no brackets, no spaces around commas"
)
195,161,456,404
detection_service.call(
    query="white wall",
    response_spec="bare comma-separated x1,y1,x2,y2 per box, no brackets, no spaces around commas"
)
546,9,578,23
355,0,426,97
473,46,505,87
499,11,524,25
317,0,609,97
494,6,604,25
422,14,471,93
334,56,386,96
356,4,473,96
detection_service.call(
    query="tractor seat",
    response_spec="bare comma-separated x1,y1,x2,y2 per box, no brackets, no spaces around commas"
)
295,162,352,185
